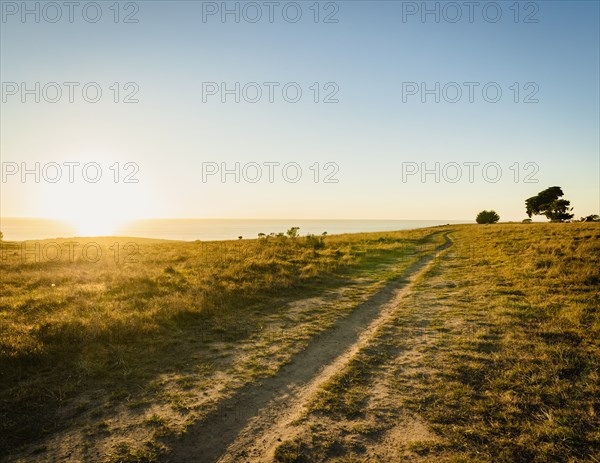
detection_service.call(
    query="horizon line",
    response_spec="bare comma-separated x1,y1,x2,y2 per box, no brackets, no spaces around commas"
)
1,216,474,222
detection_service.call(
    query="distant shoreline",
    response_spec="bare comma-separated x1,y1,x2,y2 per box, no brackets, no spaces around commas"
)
0,218,471,242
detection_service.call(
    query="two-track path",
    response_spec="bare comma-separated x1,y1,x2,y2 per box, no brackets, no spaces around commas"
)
162,233,453,463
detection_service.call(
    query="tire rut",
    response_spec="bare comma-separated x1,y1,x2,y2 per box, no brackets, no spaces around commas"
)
161,233,453,463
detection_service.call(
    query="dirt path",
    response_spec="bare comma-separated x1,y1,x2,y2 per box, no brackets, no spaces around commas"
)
161,233,453,463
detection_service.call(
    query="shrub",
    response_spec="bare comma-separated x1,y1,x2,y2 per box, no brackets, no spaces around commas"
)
305,234,325,250
476,210,500,224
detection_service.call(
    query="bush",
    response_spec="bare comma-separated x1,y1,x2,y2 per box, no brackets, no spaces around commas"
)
286,227,300,238
305,234,325,250
580,214,600,222
476,210,500,224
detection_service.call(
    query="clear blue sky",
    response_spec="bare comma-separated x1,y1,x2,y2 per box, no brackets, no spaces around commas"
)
1,0,598,228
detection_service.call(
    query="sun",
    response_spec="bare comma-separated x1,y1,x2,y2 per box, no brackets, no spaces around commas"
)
66,211,122,237
75,218,118,237
36,166,153,238
55,205,132,238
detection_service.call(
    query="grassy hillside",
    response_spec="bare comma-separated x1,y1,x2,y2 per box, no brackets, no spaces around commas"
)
274,223,600,463
2,223,598,462
0,228,444,460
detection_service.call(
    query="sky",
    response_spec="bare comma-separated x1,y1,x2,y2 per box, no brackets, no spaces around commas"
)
1,0,599,233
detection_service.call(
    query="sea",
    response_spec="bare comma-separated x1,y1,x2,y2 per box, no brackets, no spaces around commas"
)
0,218,469,242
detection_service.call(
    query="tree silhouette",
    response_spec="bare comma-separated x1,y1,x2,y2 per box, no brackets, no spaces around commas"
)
476,210,500,224
525,186,574,222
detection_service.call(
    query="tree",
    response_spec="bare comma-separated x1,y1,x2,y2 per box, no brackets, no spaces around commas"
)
476,210,500,224
525,186,574,222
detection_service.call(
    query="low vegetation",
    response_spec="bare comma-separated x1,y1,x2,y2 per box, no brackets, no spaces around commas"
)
0,227,443,460
275,223,599,462
2,223,598,462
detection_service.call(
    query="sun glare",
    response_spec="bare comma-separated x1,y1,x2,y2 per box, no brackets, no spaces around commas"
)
68,214,121,237
37,178,148,238
75,220,117,237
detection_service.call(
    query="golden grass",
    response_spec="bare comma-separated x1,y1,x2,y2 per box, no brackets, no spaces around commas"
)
0,227,443,457
408,223,600,462
276,223,599,463
4,223,597,462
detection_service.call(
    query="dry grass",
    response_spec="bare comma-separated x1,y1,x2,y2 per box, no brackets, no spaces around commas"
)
404,223,600,462
0,227,444,460
4,223,597,462
275,223,599,463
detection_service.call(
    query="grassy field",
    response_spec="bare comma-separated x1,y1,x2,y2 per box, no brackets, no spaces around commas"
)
1,223,598,462
274,223,599,462
0,227,444,461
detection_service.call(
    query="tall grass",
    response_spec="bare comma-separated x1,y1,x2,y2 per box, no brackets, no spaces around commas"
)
0,228,442,454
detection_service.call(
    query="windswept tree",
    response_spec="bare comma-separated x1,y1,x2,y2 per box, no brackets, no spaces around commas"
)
476,210,500,224
525,186,574,222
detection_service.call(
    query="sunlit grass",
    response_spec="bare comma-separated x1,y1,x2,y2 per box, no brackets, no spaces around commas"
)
0,227,443,457
275,223,599,463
